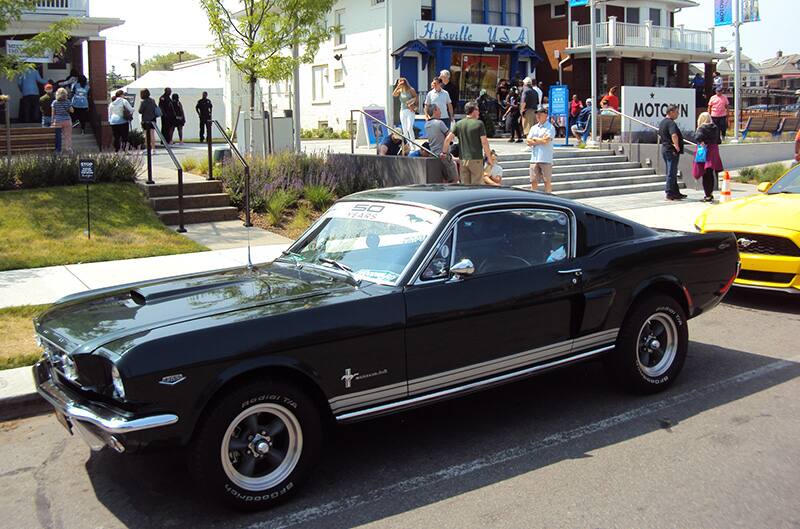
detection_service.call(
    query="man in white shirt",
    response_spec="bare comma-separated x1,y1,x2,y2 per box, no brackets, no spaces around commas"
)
527,106,555,193
424,78,454,129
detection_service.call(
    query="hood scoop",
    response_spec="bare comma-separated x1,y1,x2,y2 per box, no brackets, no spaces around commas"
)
130,277,250,305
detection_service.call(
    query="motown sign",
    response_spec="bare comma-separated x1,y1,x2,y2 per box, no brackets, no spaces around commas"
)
414,21,527,45
621,86,696,134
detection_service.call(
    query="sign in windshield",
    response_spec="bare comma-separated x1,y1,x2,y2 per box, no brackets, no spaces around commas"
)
288,202,443,285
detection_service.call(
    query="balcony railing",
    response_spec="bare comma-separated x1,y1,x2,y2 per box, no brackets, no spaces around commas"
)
571,18,713,54
25,0,89,16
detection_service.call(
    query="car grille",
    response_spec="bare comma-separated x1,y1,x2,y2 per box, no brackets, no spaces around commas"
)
734,233,800,257
738,270,796,284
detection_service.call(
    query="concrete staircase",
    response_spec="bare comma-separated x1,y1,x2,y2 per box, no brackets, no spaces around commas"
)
498,148,685,199
140,179,240,225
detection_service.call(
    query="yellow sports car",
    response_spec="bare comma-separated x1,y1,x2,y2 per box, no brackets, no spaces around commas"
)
694,164,800,294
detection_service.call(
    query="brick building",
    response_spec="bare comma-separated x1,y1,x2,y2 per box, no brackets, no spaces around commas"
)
532,0,724,104
0,0,122,147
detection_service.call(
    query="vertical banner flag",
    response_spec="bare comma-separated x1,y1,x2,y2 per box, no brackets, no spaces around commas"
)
569,0,588,6
741,0,760,23
714,0,732,26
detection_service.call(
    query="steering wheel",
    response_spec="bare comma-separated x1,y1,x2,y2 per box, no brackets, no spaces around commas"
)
477,254,532,274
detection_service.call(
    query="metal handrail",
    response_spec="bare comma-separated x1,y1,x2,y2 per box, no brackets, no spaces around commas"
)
147,122,186,233
210,119,252,227
349,108,438,158
607,108,697,146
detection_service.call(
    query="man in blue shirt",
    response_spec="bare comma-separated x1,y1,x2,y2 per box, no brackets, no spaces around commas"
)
16,68,46,123
527,106,556,193
570,99,593,145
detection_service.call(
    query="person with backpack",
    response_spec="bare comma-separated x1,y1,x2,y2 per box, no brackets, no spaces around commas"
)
70,75,90,134
171,93,186,144
108,90,134,152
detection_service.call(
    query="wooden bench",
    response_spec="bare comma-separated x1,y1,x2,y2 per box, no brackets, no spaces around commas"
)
778,116,800,135
740,114,791,139
0,127,57,154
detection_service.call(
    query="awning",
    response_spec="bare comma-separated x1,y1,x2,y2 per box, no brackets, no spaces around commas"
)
515,45,544,64
392,40,432,70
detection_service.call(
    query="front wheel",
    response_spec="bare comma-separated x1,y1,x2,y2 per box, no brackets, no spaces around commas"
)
605,295,688,394
189,379,323,510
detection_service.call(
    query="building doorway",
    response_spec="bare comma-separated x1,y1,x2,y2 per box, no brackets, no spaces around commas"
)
451,52,511,102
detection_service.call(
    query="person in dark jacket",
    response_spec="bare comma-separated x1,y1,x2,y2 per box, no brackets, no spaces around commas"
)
196,91,213,142
503,87,522,143
138,88,158,147
158,87,176,144
693,112,724,202
171,93,186,144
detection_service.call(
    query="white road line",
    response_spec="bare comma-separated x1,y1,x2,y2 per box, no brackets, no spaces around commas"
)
247,357,799,529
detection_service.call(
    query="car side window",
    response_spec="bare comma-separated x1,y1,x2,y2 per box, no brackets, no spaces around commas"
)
420,231,454,281
454,209,570,276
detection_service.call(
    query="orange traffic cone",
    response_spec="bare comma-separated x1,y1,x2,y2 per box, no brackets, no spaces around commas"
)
720,171,732,202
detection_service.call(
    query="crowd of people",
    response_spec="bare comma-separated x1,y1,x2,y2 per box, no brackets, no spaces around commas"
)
137,87,212,149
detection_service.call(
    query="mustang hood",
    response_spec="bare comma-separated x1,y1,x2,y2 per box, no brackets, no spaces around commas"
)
35,265,348,354
699,193,800,231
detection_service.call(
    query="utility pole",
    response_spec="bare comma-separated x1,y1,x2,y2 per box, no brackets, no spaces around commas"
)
292,43,301,152
588,0,599,148
732,0,742,143
137,44,141,79
384,0,392,128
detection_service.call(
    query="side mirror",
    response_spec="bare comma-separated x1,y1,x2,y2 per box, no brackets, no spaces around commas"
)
757,181,772,193
450,258,475,279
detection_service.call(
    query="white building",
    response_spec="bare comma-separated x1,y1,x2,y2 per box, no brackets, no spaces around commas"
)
261,0,539,133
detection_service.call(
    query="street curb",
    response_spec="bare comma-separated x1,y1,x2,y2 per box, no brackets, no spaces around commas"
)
0,392,49,422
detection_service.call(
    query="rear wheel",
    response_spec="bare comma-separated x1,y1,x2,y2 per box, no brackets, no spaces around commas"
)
189,379,323,510
606,295,688,394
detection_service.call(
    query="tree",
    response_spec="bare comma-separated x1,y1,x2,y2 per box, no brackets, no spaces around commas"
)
106,66,128,91
201,0,336,153
140,51,201,75
0,0,77,80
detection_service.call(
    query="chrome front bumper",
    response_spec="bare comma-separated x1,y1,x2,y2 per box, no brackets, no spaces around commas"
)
33,361,178,452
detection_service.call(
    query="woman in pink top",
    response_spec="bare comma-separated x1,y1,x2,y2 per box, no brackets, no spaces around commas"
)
707,87,729,140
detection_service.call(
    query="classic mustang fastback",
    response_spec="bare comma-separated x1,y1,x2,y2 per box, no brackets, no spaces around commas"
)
33,185,739,509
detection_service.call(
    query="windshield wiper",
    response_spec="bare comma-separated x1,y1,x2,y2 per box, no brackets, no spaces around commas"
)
317,257,361,286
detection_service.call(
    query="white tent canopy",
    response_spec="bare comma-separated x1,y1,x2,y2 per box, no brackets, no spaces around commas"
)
119,66,225,141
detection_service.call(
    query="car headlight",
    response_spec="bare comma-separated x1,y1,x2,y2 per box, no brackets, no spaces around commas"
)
111,365,126,400
61,354,78,381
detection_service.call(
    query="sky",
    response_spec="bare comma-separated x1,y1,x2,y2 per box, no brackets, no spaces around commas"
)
91,0,796,77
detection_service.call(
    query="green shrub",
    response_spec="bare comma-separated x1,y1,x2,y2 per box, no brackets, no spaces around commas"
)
181,157,198,172
304,184,335,211
301,127,350,140
181,156,210,175
128,129,145,148
0,153,141,191
736,166,758,183
758,163,787,183
289,203,313,231
265,189,297,225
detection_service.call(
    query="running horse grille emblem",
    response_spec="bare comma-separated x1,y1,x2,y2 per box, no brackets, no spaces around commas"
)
737,237,757,249
341,368,359,389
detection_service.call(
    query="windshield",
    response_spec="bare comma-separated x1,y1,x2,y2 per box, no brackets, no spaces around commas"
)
283,201,443,285
768,165,800,194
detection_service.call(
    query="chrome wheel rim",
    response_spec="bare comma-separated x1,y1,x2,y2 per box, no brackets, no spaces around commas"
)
636,312,678,378
221,403,302,491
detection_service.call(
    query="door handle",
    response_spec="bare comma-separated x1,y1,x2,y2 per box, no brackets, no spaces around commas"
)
557,268,583,276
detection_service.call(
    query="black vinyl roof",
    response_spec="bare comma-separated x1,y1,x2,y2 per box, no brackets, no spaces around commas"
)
342,185,581,214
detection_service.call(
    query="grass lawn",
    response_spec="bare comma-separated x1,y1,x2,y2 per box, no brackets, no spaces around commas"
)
0,305,48,370
0,183,207,271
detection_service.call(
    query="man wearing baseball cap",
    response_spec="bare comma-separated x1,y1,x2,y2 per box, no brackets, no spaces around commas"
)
39,83,54,128
526,105,555,193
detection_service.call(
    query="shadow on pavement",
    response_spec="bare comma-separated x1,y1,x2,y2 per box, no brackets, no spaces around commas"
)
83,343,800,529
723,287,800,316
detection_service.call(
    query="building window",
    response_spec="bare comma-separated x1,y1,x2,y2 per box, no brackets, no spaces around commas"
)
334,9,345,47
471,0,484,23
312,65,328,103
551,2,566,19
333,67,344,87
625,7,639,24
318,121,329,130
471,0,521,25
649,8,662,26
506,0,521,25
421,0,434,21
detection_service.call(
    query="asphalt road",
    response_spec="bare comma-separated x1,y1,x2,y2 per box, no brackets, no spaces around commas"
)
1,289,799,529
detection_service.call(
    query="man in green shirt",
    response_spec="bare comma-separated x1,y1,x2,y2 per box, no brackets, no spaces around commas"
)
441,102,492,185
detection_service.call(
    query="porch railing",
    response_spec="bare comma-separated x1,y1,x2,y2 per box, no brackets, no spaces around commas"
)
27,0,89,16
572,19,713,53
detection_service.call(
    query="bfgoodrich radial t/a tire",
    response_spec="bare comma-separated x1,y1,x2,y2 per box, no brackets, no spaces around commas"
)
189,379,323,510
606,295,688,394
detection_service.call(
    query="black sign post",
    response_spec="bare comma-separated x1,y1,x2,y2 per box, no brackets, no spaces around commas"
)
79,159,96,239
